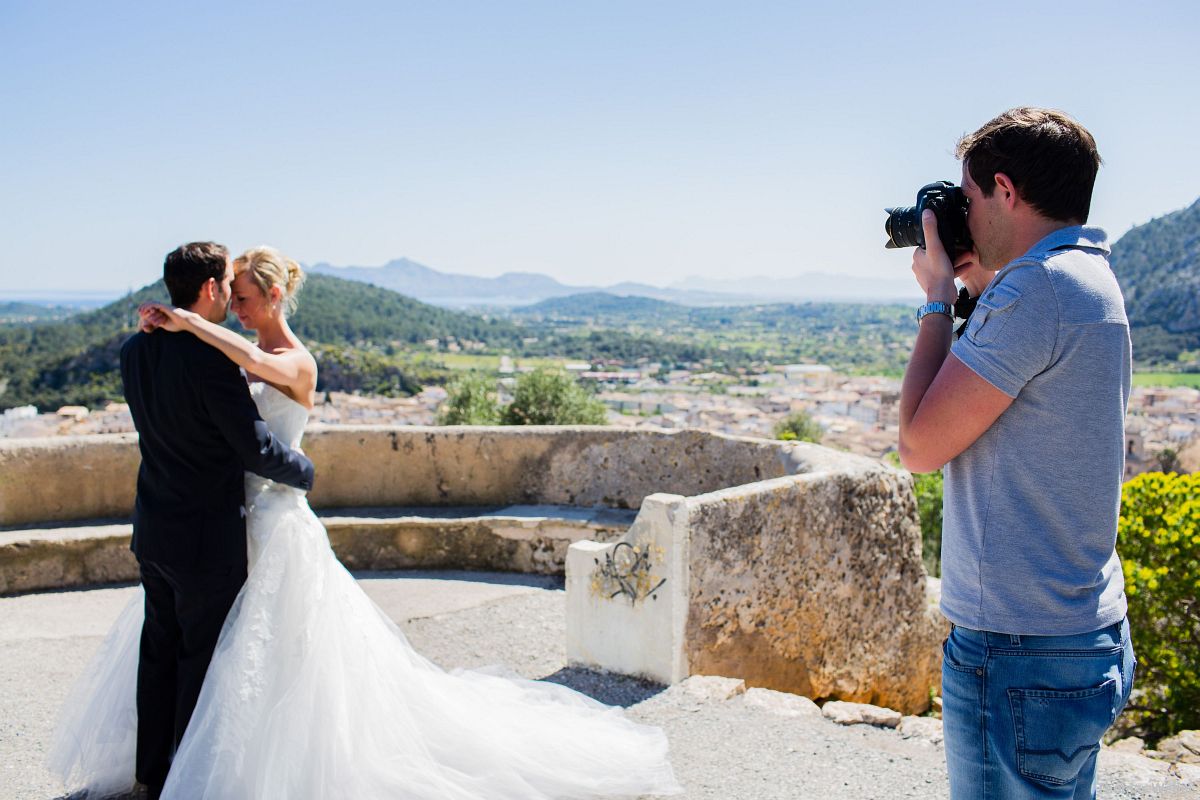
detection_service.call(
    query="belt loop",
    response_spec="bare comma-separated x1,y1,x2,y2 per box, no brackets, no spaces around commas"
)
1009,633,1021,647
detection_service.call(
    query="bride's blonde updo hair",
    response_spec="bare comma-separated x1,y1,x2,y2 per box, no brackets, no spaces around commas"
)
233,246,306,315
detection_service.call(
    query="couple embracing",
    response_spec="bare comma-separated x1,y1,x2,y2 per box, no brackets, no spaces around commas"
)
48,243,683,799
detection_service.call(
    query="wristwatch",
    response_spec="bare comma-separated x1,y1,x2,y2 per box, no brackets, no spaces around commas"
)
916,301,954,324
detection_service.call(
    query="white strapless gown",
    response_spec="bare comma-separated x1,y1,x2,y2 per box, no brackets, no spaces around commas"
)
48,382,682,799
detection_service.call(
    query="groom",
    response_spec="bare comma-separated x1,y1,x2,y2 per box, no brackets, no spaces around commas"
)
120,241,315,798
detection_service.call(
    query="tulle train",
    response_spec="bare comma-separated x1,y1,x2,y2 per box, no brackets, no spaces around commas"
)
49,483,681,799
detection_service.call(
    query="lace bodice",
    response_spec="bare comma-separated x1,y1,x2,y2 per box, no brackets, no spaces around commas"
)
243,381,313,568
248,381,309,449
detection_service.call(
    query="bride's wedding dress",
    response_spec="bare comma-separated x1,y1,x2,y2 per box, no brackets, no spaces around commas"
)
48,381,682,799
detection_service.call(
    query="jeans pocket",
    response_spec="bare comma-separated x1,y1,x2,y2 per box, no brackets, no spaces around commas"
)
942,631,984,675
1008,679,1118,786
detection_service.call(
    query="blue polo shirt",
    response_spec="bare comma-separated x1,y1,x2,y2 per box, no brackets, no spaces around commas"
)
943,226,1131,635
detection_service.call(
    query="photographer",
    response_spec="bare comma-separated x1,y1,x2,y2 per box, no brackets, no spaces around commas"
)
896,108,1135,799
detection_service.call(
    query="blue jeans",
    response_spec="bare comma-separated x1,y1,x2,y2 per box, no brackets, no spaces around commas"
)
942,618,1135,799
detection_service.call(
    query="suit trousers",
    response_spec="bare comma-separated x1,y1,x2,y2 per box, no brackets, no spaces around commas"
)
136,556,246,795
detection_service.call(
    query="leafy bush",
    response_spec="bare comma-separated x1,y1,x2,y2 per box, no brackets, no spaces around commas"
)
439,373,501,425
885,452,943,577
774,411,823,444
501,369,608,425
439,369,608,426
1117,471,1200,742
911,469,943,577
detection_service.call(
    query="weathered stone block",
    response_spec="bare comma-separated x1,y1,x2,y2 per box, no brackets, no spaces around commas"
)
566,494,688,685
683,460,946,715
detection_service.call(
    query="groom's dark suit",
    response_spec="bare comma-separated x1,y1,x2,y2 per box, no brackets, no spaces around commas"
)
120,329,314,796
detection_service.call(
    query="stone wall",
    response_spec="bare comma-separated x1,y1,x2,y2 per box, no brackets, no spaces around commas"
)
2,427,945,712
0,427,797,526
0,434,140,526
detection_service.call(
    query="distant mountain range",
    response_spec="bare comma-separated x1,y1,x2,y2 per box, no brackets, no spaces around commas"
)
7,194,1197,405
308,257,923,307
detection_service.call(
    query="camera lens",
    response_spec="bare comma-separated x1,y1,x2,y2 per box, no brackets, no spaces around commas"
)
884,206,922,249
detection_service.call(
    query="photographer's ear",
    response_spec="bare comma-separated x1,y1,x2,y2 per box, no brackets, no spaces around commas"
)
993,172,1019,210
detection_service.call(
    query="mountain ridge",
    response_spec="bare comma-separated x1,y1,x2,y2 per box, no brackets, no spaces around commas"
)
309,258,924,306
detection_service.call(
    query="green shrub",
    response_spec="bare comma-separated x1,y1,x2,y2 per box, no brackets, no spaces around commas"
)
1117,471,1200,742
885,452,943,576
439,373,501,425
911,469,943,577
500,369,608,426
774,411,823,444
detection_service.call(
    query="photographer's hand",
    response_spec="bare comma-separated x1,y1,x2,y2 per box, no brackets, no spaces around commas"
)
898,212,1013,473
911,210,957,305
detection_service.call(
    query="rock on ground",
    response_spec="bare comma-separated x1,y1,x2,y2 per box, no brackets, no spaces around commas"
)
822,700,903,729
1157,731,1200,764
677,675,746,702
743,687,822,718
899,715,944,745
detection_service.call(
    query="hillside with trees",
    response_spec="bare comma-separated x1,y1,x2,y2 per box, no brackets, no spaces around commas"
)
0,275,758,411
1110,198,1200,367
0,275,530,410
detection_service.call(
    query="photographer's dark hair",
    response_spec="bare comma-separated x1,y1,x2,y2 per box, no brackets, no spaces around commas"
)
163,242,229,307
957,107,1101,223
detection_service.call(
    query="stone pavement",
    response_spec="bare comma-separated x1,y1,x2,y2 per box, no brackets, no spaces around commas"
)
2,571,1195,800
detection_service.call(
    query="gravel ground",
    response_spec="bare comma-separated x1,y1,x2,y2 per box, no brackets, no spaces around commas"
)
2,572,1195,800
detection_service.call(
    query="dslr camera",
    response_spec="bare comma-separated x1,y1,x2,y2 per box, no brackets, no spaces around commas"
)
884,181,973,258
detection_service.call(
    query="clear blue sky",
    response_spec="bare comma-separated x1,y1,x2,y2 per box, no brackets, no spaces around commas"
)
2,0,1197,293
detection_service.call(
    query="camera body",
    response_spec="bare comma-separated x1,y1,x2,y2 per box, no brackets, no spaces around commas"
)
884,180,973,258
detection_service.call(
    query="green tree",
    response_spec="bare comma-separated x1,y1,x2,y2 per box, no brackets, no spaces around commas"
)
439,373,501,425
774,411,823,444
501,369,607,425
1117,471,1200,743
1155,447,1182,474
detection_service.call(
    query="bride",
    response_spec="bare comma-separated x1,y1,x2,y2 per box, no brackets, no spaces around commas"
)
48,246,682,800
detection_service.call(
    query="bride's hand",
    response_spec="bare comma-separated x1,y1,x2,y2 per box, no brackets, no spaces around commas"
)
138,302,187,333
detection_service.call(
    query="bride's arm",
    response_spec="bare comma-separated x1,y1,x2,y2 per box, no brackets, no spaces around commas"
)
139,303,314,389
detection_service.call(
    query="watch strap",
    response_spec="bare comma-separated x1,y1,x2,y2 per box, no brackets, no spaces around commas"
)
916,301,954,323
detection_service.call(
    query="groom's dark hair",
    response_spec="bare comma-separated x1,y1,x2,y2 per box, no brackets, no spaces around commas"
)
164,242,229,307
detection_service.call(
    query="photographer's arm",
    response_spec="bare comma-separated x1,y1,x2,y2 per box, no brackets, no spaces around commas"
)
899,212,1012,473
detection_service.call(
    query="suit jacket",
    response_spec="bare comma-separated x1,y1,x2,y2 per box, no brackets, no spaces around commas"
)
120,330,315,571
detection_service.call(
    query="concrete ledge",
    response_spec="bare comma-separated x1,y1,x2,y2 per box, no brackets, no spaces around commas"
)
0,505,635,595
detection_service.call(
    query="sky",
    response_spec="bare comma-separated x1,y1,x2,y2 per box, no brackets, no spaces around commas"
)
2,0,1198,294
